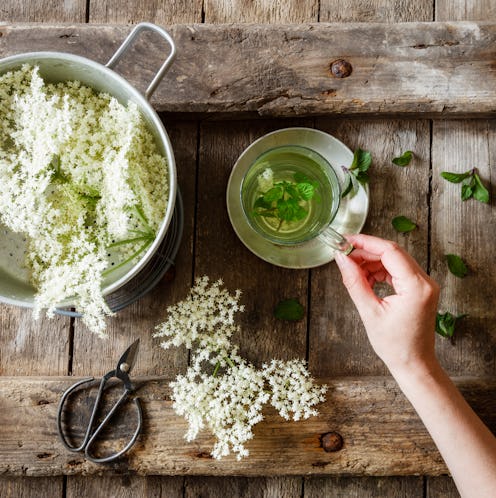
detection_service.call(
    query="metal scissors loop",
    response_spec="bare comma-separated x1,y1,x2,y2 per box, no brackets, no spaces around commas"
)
57,339,143,464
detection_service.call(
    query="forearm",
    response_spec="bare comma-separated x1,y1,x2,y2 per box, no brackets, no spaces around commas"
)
391,361,496,498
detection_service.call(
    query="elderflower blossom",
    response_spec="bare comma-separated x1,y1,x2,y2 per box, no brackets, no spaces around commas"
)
171,356,269,460
0,65,169,336
262,359,328,421
156,277,327,460
154,276,244,358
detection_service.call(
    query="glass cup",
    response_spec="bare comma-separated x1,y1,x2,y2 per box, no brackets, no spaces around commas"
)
240,144,353,254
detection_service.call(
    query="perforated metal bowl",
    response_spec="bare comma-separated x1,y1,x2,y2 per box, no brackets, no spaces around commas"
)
0,23,177,309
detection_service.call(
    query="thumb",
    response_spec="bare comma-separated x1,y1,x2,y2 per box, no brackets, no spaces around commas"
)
335,252,381,315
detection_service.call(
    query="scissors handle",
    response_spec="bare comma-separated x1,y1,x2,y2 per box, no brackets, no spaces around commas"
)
57,374,143,463
85,393,143,464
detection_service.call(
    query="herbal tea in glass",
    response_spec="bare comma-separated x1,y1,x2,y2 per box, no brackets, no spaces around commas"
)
241,145,341,245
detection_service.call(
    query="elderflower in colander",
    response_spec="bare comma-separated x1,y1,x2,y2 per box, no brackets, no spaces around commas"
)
0,65,169,336
154,276,327,460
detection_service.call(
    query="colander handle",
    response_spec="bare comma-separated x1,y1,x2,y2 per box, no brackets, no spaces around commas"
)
106,22,176,101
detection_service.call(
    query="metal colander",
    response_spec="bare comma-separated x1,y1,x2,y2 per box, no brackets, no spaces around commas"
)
0,23,178,310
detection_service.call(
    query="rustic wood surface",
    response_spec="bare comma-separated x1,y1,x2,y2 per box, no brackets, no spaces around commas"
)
1,22,496,118
2,375,495,477
2,0,496,497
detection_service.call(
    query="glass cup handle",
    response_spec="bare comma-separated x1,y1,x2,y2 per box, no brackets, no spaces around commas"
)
317,227,354,255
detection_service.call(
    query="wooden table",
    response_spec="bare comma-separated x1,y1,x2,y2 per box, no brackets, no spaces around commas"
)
1,1,495,497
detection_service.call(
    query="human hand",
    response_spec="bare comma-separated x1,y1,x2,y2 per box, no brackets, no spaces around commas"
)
334,234,440,375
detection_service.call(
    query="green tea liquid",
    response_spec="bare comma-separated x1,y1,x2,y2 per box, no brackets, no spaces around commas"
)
241,146,338,245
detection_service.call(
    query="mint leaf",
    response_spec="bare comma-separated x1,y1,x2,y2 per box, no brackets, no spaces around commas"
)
274,298,305,321
445,254,468,278
392,215,417,233
297,182,315,201
351,148,372,172
473,174,490,203
341,172,354,198
263,186,283,203
392,150,413,167
436,312,467,343
293,172,309,183
461,183,473,201
441,171,472,183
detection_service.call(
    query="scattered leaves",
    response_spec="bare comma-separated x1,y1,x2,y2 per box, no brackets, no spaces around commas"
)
392,150,413,167
392,215,417,233
441,169,490,203
445,254,468,278
274,299,305,321
435,312,467,343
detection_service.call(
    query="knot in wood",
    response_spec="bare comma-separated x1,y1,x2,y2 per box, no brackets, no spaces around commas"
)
321,431,344,452
330,59,352,78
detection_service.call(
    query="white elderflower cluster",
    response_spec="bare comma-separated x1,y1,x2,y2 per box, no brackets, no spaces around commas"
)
155,277,327,460
0,65,169,336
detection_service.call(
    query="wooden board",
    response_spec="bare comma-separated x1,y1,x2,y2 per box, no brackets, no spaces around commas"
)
1,375,495,477
1,22,496,117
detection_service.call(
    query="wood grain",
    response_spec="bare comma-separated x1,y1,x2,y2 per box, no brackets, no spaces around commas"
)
436,0,496,21
426,476,461,497
203,0,318,22
309,119,430,376
1,23,496,117
88,0,203,23
304,475,424,497
431,120,496,376
320,0,432,22
1,0,86,22
2,375,495,477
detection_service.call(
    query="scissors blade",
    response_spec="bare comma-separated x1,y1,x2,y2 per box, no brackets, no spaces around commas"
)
116,339,140,375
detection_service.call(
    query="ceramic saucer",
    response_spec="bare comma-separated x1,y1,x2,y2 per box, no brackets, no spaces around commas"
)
226,127,369,269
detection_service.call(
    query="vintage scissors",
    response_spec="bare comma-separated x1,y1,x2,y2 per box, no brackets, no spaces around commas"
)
57,339,143,464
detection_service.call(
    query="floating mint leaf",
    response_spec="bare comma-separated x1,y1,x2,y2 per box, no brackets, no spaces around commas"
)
392,215,417,233
263,186,283,203
392,150,413,167
297,182,315,200
445,254,468,278
274,298,305,321
435,311,467,343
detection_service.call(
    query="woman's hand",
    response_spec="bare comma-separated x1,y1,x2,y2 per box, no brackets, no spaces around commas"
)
335,234,440,375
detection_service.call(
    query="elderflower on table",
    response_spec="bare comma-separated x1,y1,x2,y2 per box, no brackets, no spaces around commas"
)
154,276,327,460
0,65,169,336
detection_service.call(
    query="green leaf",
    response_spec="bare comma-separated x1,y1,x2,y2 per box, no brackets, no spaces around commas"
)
293,172,309,183
441,170,472,183
297,182,315,200
392,215,417,233
341,173,354,198
277,199,299,221
472,174,490,203
355,170,369,185
274,298,305,321
445,254,468,278
351,148,372,172
461,183,473,201
254,196,272,210
392,150,413,167
263,186,283,203
435,312,467,342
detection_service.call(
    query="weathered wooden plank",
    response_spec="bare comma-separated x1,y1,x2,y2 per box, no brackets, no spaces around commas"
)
1,0,86,22
1,23,496,117
195,119,313,364
426,476,460,497
436,0,496,21
89,0,203,23
431,120,496,376
185,476,302,497
66,475,184,498
0,477,64,497
309,119,431,376
320,0,432,22
203,0,318,22
1,375,495,477
304,475,424,497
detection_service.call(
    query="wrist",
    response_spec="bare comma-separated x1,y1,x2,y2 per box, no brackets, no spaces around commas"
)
387,355,443,386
